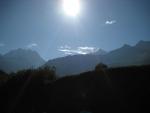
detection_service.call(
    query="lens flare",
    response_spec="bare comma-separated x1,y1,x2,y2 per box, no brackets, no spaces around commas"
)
62,0,81,17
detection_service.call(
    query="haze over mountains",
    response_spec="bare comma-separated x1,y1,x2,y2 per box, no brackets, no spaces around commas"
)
0,40,150,75
0,48,45,73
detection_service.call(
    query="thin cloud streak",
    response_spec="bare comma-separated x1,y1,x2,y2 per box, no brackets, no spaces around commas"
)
58,45,99,55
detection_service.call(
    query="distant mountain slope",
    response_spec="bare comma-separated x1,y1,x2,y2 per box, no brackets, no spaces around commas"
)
93,49,107,55
0,49,45,73
45,54,101,76
135,40,150,52
45,41,150,76
103,41,150,66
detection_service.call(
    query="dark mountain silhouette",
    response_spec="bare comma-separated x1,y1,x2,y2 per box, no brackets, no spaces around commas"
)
45,40,150,76
0,48,45,73
1,65,150,113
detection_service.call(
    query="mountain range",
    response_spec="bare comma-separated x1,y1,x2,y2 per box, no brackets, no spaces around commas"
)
45,40,150,76
0,40,150,75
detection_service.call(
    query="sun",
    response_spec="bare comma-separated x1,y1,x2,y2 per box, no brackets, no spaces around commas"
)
62,0,81,17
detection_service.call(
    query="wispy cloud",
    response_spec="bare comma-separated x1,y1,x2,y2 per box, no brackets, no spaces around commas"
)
0,43,5,47
105,20,116,25
27,43,38,48
60,45,71,49
58,45,99,55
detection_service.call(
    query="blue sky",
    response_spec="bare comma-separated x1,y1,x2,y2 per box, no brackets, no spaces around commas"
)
0,0,150,60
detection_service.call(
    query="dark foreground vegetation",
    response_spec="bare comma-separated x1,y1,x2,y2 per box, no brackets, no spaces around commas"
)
0,65,150,113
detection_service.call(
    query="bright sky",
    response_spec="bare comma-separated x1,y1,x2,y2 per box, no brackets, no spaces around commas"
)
0,0,150,60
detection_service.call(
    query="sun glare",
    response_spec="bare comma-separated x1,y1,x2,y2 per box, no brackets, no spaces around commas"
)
62,0,81,17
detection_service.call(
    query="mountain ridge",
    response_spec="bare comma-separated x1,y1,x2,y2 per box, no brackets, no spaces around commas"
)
45,40,150,76
0,40,150,75
0,48,45,73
